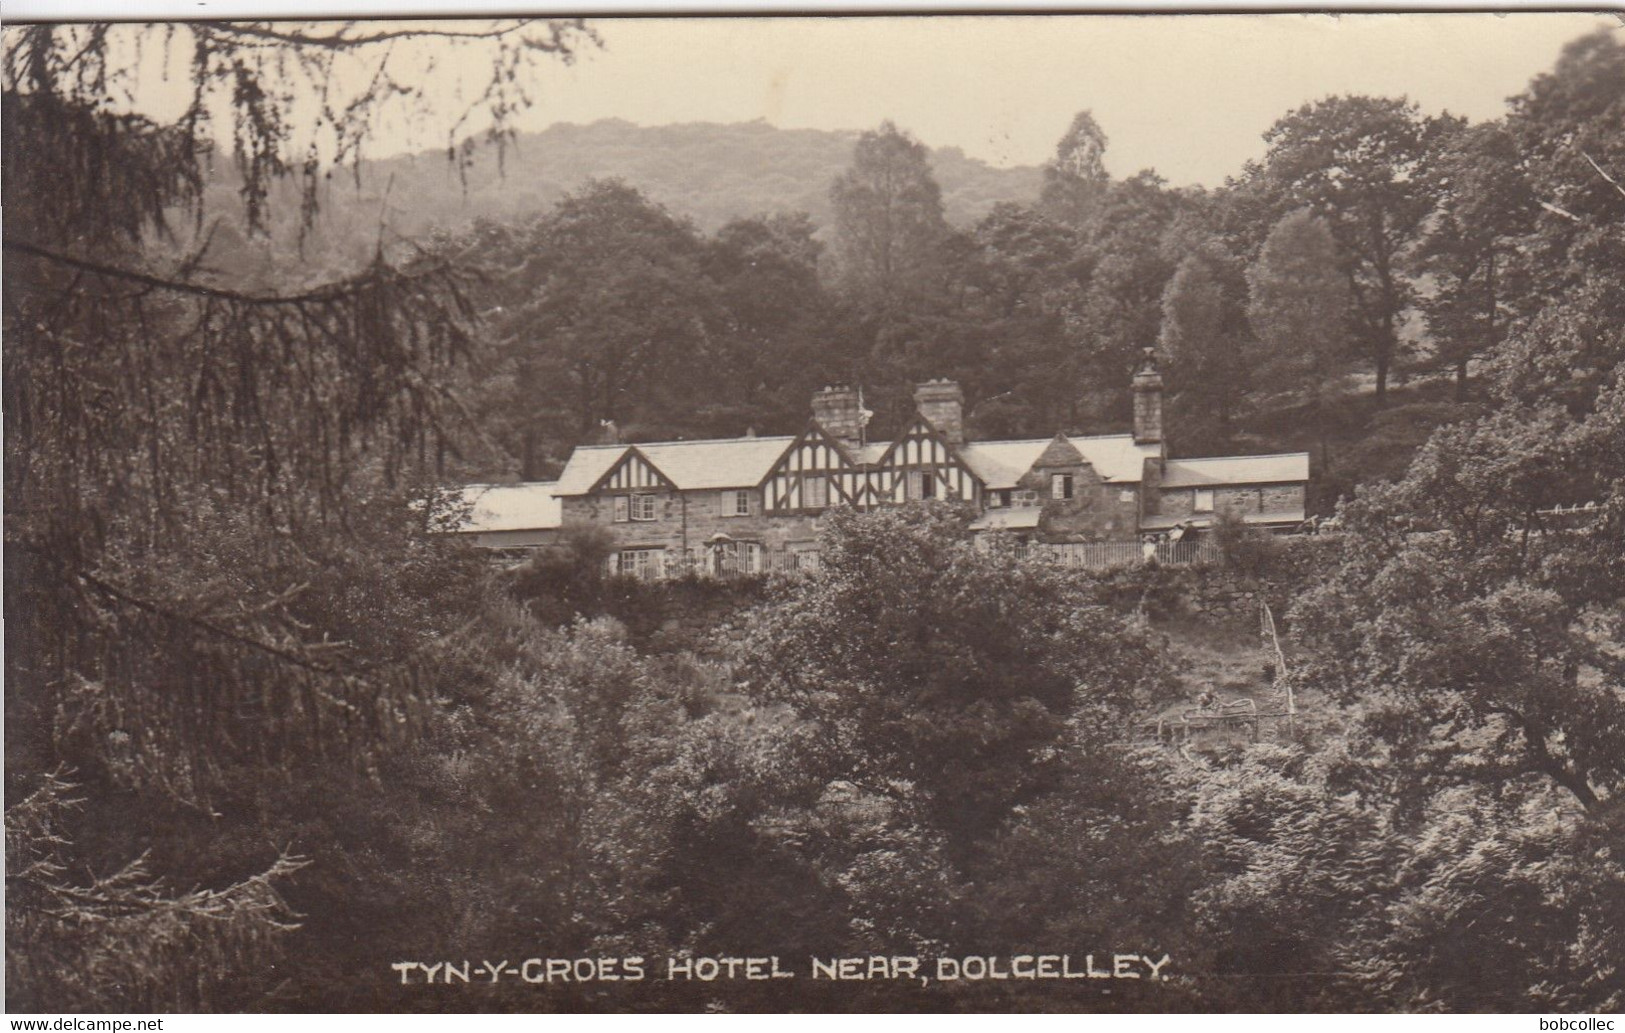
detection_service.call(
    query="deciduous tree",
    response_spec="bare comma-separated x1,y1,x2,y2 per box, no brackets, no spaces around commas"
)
830,121,951,312
1256,96,1451,400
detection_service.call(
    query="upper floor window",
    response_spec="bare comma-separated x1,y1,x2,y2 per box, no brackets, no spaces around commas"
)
627,493,658,521
1051,473,1074,500
803,476,829,509
1193,488,1215,513
725,488,752,516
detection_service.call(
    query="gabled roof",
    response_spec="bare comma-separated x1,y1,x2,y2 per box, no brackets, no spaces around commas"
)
554,436,797,495
1160,453,1310,488
459,482,562,532
1032,433,1086,469
959,434,1162,489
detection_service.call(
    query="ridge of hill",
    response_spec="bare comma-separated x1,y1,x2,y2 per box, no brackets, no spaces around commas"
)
217,119,1045,267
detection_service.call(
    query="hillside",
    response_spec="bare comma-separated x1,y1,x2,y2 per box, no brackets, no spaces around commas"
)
201,119,1045,277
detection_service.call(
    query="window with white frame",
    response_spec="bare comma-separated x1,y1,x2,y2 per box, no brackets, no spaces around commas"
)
629,493,658,521
803,476,828,509
724,488,752,516
1119,488,1136,503
1193,488,1215,513
1051,473,1075,500
616,548,665,580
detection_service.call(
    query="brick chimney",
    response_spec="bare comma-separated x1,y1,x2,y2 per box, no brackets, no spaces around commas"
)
913,379,965,446
1131,347,1164,452
811,385,866,453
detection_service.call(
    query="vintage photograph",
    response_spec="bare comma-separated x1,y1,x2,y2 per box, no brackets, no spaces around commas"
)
3,9,1622,1015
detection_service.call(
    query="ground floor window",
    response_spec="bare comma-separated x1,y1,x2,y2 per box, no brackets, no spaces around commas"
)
616,547,665,580
1194,488,1215,513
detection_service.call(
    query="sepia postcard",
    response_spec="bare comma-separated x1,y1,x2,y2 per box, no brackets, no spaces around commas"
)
4,8,1622,1017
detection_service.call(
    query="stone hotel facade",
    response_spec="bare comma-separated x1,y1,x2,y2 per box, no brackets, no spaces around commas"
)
460,353,1310,575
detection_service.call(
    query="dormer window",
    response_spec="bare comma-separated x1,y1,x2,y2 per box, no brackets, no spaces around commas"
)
1051,473,1074,501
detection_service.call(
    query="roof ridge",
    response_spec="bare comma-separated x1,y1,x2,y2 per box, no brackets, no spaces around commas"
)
1168,452,1312,461
574,435,797,450
640,435,797,446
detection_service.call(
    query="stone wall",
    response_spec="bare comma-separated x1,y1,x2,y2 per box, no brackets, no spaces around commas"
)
560,488,822,557
1150,483,1307,522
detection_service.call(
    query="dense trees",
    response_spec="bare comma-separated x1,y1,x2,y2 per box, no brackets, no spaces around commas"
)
1158,244,1253,437
1251,96,1452,401
1246,211,1354,463
3,19,593,1010
1412,124,1535,399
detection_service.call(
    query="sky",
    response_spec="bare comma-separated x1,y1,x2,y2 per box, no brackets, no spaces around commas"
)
45,11,1620,189
489,13,1618,185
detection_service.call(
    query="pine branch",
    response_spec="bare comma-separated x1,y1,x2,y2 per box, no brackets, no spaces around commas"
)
196,20,567,50
4,238,459,307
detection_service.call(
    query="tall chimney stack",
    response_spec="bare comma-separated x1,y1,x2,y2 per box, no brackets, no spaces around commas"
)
913,379,965,446
811,385,866,453
1131,347,1165,452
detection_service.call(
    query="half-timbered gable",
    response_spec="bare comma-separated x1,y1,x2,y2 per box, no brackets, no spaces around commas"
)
591,447,676,495
871,416,983,507
762,421,862,514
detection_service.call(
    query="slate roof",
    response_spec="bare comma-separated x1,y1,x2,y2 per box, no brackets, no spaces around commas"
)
1159,453,1310,488
459,482,562,532
959,435,1162,489
541,432,1306,503
553,436,797,495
